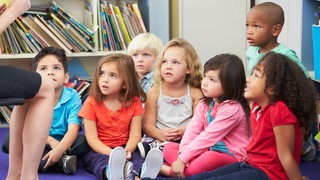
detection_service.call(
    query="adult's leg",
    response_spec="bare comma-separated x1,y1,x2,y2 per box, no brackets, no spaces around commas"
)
1,67,55,180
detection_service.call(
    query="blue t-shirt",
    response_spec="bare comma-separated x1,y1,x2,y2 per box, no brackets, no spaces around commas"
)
246,43,310,77
49,87,82,141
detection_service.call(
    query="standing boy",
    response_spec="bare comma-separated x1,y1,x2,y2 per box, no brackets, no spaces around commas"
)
245,2,310,77
127,33,163,93
2,47,90,175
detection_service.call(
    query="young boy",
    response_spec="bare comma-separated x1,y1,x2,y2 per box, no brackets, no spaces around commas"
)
246,2,316,162
2,47,90,175
245,2,310,78
127,32,163,93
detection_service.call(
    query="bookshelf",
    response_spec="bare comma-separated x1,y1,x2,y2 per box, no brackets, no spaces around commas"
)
0,0,149,77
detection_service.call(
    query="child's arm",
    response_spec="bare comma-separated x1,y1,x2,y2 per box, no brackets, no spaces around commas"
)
43,124,80,168
84,119,113,155
125,114,142,159
190,86,204,111
143,86,171,142
274,124,305,180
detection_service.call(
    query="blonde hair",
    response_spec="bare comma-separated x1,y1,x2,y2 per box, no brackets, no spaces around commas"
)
89,53,146,104
127,33,163,56
153,38,202,88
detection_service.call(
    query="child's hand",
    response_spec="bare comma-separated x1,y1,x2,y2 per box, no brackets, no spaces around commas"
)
171,158,186,178
166,128,183,142
125,148,132,160
42,148,64,168
160,128,179,142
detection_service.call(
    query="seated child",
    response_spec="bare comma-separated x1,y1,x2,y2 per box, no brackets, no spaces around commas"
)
138,38,203,158
2,47,90,175
160,54,251,177
78,53,163,179
127,32,163,93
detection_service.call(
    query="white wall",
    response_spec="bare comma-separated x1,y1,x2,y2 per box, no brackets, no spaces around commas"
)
178,0,251,67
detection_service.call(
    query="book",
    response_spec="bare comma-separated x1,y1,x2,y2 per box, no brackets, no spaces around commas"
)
108,3,125,50
0,0,11,6
0,106,11,124
84,0,98,51
113,5,131,47
33,15,72,53
131,3,147,33
21,15,61,48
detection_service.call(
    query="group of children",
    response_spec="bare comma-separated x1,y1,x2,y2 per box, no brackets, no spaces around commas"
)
0,1,318,180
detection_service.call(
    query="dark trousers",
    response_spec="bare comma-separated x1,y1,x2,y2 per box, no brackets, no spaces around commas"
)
81,149,144,180
142,162,269,180
2,132,90,172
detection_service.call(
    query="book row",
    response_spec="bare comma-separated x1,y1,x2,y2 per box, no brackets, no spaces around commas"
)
0,0,146,54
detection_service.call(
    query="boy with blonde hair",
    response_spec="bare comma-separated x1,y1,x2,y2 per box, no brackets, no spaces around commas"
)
246,2,309,77
127,33,163,93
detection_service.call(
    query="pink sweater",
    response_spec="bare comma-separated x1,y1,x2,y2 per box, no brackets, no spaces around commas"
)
178,100,249,163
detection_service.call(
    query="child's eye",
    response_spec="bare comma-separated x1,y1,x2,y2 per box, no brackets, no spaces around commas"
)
54,66,62,70
143,53,151,57
132,53,138,57
162,60,167,64
173,60,180,64
254,25,261,29
110,73,118,79
38,67,47,71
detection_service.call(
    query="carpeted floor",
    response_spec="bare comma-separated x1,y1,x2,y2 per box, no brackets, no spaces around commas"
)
0,127,320,179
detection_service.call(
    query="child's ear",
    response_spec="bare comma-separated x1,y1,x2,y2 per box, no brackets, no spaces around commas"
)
272,24,282,37
64,72,70,84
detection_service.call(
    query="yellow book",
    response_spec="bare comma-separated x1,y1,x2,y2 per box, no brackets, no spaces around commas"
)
0,0,12,6
113,5,131,46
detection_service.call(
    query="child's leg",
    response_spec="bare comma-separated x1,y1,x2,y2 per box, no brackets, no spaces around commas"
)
7,75,54,180
184,151,237,176
69,134,91,158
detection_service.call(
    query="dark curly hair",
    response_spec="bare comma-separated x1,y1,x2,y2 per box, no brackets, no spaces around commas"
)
258,52,317,135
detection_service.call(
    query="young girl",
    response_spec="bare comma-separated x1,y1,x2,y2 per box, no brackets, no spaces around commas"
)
146,52,316,180
160,54,251,177
78,53,162,180
138,38,203,158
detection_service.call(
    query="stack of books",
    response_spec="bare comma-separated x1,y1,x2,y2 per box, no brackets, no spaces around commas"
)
0,0,147,54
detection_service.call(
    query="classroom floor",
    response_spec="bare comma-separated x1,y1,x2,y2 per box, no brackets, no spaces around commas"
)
0,127,319,180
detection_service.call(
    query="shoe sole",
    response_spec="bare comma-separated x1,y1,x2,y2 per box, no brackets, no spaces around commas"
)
108,147,126,180
138,142,146,159
140,148,163,178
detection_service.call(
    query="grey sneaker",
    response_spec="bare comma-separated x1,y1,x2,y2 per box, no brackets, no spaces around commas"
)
61,155,77,175
140,148,163,178
106,147,126,180
124,161,136,180
302,135,316,161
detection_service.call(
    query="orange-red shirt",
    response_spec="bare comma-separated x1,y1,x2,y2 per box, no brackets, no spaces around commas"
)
78,96,144,148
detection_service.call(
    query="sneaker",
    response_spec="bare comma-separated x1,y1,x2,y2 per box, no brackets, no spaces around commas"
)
301,135,316,161
124,161,136,180
140,148,163,178
138,140,160,159
60,155,77,175
106,147,126,180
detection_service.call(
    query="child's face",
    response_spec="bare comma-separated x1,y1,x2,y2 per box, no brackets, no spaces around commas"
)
201,70,223,99
160,47,190,84
36,55,69,90
98,62,125,97
244,63,270,107
246,8,275,49
131,48,157,78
